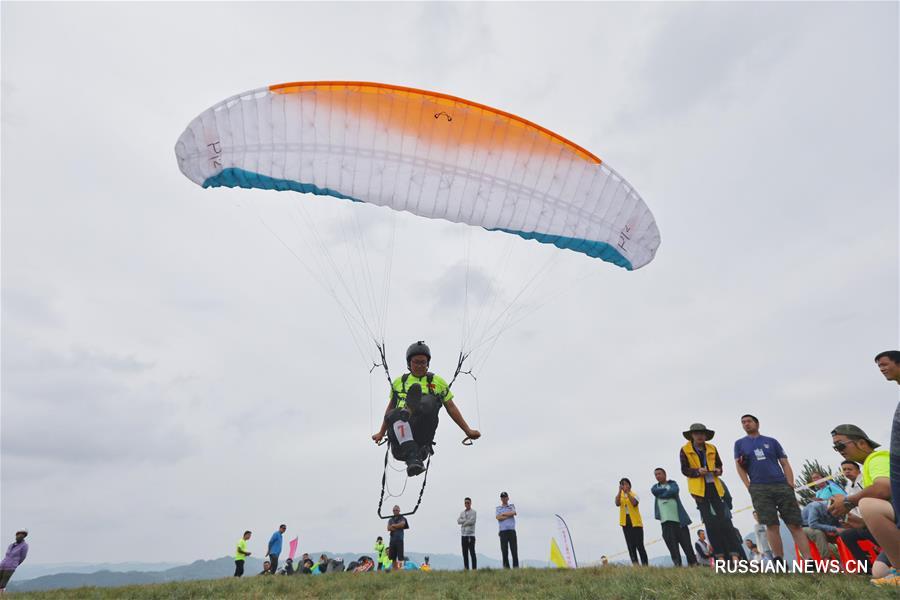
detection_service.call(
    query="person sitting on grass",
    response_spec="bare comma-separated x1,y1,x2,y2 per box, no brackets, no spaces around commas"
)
810,470,845,502
312,554,329,574
280,557,294,575
694,530,711,565
744,540,762,563
300,556,314,574
258,560,272,575
801,500,843,559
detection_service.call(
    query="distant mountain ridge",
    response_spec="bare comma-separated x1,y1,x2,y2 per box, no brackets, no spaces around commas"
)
8,552,547,592
13,561,182,581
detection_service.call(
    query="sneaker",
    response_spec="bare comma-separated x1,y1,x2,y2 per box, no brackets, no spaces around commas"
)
872,569,900,586
406,458,425,477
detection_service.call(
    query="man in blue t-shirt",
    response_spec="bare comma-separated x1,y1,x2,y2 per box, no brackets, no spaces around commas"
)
734,414,811,563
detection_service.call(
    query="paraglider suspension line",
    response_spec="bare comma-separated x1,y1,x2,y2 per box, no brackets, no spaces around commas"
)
374,340,392,386
447,351,471,389
377,444,432,519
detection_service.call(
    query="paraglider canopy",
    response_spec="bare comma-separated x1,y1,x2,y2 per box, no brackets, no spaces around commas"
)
175,81,660,271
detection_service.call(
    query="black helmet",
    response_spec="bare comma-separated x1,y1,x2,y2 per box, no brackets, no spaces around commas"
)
406,341,431,365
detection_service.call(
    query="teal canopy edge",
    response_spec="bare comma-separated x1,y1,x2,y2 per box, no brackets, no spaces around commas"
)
202,168,633,270
203,168,361,202
488,228,633,270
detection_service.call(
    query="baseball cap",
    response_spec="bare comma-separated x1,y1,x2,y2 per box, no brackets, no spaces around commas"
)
831,424,880,448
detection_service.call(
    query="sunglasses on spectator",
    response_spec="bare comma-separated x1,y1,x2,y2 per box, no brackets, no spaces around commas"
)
832,440,856,452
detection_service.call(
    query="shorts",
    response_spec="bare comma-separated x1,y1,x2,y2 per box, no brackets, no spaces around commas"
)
388,540,404,562
749,483,802,526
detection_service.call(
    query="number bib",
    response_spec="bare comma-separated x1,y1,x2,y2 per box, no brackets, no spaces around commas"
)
393,420,414,444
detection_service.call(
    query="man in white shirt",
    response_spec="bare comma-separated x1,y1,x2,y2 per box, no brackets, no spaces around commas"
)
457,497,477,570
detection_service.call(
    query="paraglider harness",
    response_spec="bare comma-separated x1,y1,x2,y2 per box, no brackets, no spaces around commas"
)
377,372,441,519
389,372,442,458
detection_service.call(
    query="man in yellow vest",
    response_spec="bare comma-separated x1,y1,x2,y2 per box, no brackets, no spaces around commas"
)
679,423,741,562
371,341,480,476
615,477,648,565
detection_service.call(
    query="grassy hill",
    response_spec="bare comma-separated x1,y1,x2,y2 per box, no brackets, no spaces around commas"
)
7,552,547,592
12,565,897,599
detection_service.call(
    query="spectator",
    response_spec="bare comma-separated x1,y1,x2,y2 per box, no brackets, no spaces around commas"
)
720,482,748,560
831,426,898,586
680,423,741,561
744,540,762,562
420,556,432,572
313,554,329,574
300,555,314,574
731,525,749,561
802,500,843,559
387,505,409,571
650,468,697,567
281,557,294,575
234,530,252,577
0,529,29,594
873,349,900,587
836,459,871,556
876,351,900,518
267,524,286,574
259,560,272,575
457,497,477,570
616,478,648,566
841,460,863,497
733,414,811,562
694,530,711,565
809,471,845,502
752,511,773,560
496,491,519,568
600,555,609,566
374,536,387,571
828,424,891,573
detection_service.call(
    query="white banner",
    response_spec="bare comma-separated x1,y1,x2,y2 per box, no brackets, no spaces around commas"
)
554,514,577,568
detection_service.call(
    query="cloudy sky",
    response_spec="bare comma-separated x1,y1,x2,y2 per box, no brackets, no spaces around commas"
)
2,2,898,567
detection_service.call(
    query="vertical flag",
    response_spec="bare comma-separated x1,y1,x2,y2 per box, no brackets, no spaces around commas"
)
549,538,568,568
554,514,578,568
288,536,299,560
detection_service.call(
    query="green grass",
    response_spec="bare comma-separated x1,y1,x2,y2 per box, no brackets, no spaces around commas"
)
14,566,897,599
